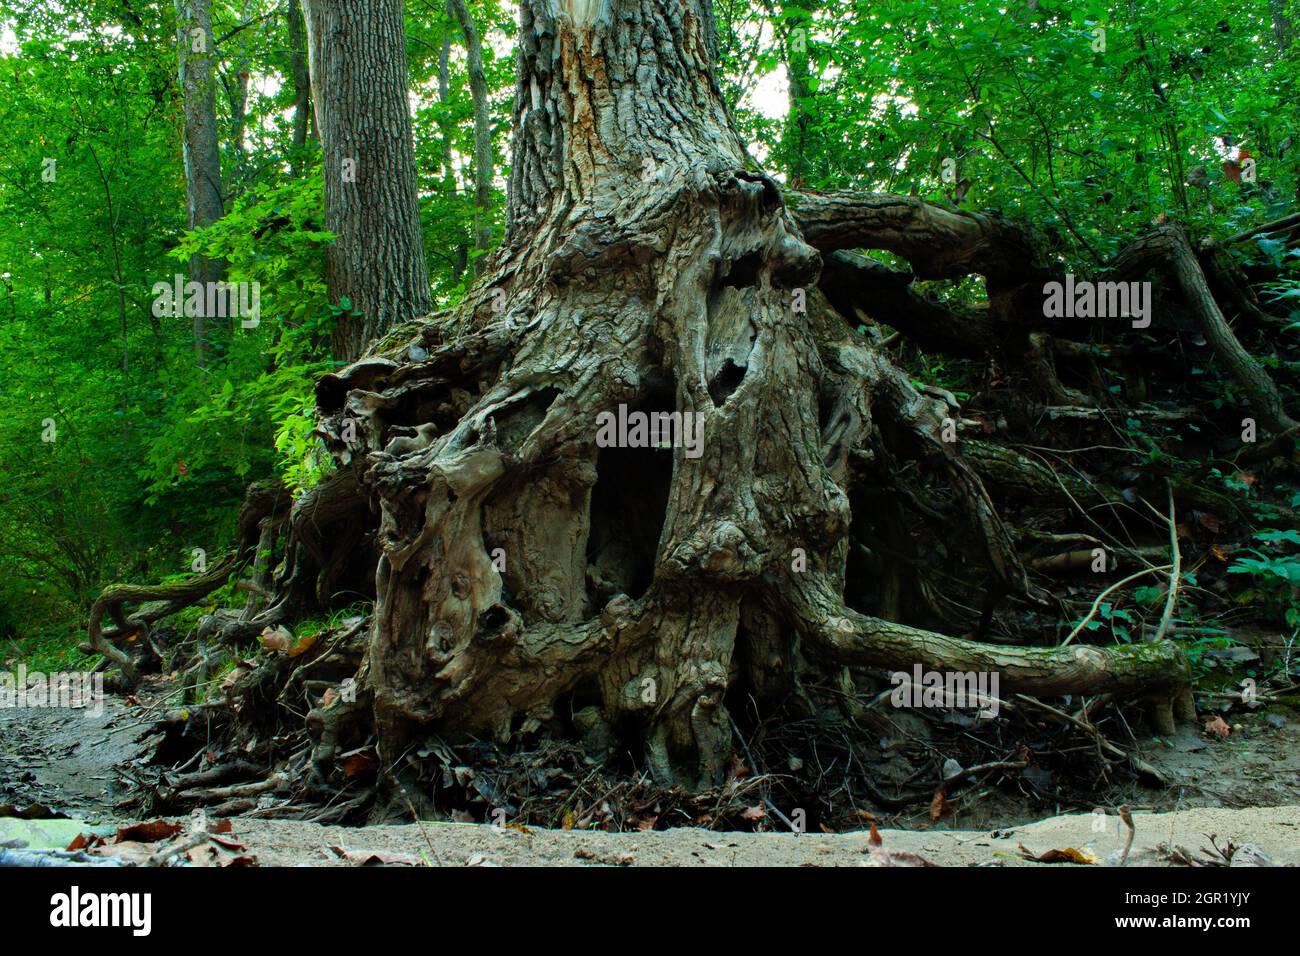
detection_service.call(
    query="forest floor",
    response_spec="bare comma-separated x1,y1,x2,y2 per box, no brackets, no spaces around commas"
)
1,673,1297,866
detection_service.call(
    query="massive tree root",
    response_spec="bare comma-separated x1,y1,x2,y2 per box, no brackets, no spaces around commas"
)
90,0,1294,795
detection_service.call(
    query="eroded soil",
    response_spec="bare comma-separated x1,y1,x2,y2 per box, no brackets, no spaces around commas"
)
1,673,1297,866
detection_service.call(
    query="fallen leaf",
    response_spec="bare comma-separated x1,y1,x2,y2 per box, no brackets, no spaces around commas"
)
929,787,950,821
339,748,379,778
259,626,295,652
868,822,883,847
115,820,181,843
329,845,421,866
863,848,937,867
1205,716,1231,738
1018,844,1098,864
286,633,318,657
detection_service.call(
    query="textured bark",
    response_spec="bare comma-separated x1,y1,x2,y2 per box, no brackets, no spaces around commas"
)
1107,224,1297,434
297,0,1190,788
301,0,432,360
92,0,1223,793
175,0,226,366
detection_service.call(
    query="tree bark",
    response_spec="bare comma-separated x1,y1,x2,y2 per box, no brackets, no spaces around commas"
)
301,0,432,360
95,0,1207,792
300,0,1190,788
175,0,226,367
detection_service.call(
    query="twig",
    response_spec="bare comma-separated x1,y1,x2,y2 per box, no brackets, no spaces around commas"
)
1117,805,1135,866
1062,565,1173,646
1152,485,1181,643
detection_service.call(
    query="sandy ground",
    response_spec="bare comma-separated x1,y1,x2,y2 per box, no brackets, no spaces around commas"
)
1,677,1296,866
217,804,1299,866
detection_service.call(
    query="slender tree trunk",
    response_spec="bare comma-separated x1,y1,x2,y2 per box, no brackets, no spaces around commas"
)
1273,0,1295,52
771,0,814,188
448,0,495,275
175,0,227,367
287,0,312,165
436,32,469,281
301,0,432,360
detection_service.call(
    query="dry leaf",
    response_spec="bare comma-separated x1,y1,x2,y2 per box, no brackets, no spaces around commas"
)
339,747,379,778
864,848,937,867
868,822,883,847
1205,716,1231,739
329,846,421,866
286,633,318,657
259,625,295,652
115,820,181,843
260,625,316,657
929,787,950,821
1018,844,1098,864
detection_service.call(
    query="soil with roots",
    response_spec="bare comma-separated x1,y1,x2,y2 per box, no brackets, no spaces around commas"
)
1,672,1298,866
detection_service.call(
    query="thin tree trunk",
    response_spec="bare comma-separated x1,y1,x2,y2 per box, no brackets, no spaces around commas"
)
287,0,311,165
1273,0,1295,52
176,0,227,367
448,0,495,275
436,32,469,281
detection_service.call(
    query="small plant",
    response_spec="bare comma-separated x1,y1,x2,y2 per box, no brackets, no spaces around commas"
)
1227,529,1300,628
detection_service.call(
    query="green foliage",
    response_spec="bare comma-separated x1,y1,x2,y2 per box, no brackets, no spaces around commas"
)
142,177,338,499
718,0,1299,267
0,0,518,665
1228,529,1300,627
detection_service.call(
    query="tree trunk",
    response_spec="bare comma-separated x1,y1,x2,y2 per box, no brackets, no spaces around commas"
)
287,0,312,163
435,33,470,281
175,0,226,367
301,0,432,360
302,0,1190,789
448,0,496,275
